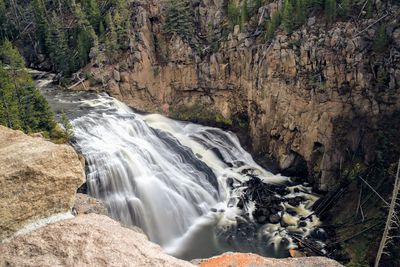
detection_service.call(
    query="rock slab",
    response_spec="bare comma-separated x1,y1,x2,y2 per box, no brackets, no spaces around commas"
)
73,193,108,216
198,252,344,267
0,214,194,267
0,126,85,240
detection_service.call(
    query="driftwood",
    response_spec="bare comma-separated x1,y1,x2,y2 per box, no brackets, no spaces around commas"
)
68,72,87,90
352,12,390,39
375,158,400,267
290,234,325,256
357,0,369,19
358,176,389,206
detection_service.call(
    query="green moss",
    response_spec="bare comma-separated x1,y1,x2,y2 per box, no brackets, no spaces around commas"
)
342,159,367,181
169,102,232,127
216,113,233,125
312,150,323,175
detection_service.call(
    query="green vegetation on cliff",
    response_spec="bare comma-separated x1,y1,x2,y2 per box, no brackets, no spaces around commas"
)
0,40,56,134
0,0,132,75
224,0,381,40
164,0,194,41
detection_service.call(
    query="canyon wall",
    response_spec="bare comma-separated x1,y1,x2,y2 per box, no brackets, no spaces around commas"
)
80,0,400,191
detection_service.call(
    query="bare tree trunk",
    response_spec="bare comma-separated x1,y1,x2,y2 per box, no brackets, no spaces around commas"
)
375,158,400,267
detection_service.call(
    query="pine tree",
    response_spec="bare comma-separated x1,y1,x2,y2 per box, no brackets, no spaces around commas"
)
265,11,281,41
339,0,351,18
82,0,100,32
325,0,337,23
227,1,240,28
164,0,194,41
241,0,249,24
0,67,21,130
0,40,56,133
282,0,294,33
366,0,373,18
61,111,73,141
99,21,105,36
33,0,48,48
294,0,306,28
105,11,118,60
46,15,71,75
373,25,388,53
0,0,6,40
0,40,25,68
252,0,263,15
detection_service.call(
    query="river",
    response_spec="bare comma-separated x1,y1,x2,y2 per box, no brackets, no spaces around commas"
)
33,71,324,260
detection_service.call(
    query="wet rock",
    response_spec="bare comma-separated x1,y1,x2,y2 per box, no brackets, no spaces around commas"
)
298,221,307,227
227,198,236,208
287,209,297,216
269,214,281,224
256,216,268,224
311,228,328,241
287,196,304,207
237,198,244,209
226,177,234,188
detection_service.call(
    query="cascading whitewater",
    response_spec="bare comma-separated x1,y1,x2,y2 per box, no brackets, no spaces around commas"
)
72,97,219,245
35,72,323,260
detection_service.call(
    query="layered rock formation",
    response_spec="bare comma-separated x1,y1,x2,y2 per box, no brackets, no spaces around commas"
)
0,126,85,240
80,0,400,191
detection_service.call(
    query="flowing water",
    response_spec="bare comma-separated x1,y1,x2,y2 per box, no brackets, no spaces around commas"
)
34,71,323,260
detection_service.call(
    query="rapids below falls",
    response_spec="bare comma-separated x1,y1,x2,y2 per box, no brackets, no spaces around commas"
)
34,71,326,260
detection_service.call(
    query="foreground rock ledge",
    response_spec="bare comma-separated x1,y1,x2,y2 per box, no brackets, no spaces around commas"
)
0,214,193,267
0,126,85,240
0,214,343,267
197,252,344,267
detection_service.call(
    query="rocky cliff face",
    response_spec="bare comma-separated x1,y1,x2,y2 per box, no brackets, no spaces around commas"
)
0,126,85,241
78,0,400,191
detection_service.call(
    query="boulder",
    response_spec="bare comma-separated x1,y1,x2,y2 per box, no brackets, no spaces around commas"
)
73,193,108,216
113,69,121,82
196,252,343,267
0,214,194,267
0,126,85,241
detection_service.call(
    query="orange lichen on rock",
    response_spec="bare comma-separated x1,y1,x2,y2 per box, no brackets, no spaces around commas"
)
199,253,265,267
198,253,344,267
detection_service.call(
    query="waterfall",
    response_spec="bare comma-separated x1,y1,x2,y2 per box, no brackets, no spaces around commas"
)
35,72,323,260
72,96,220,245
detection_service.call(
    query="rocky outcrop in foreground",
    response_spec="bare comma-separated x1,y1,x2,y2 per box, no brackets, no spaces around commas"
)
0,214,194,267
197,252,344,267
0,214,342,267
0,126,85,241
